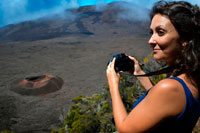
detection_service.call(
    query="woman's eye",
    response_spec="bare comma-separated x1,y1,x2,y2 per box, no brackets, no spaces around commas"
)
157,30,165,36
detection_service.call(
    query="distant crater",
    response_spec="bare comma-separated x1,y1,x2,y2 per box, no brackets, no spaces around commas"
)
10,75,64,96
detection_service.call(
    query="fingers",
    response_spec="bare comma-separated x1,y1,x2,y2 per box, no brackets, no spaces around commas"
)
107,58,115,67
129,56,144,67
107,58,121,80
128,56,139,64
107,58,116,72
111,58,116,68
110,58,115,67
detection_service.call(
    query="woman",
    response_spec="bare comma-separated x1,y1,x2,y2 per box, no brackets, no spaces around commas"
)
106,1,200,132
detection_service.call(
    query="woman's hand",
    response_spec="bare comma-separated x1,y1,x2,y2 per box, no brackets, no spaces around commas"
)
128,56,145,76
129,56,153,90
106,58,120,90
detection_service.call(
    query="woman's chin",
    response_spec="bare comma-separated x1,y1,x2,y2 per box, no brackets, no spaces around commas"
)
153,55,162,61
153,55,166,62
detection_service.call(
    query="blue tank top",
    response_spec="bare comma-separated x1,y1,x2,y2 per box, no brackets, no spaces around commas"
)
132,77,200,133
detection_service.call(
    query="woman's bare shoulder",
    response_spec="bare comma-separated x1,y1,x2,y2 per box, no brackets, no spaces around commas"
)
152,78,184,93
146,78,186,116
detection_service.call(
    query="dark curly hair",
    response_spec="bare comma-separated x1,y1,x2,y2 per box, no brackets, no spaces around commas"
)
149,1,200,86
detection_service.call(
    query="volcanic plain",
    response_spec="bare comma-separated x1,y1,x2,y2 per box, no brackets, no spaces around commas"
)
0,2,152,132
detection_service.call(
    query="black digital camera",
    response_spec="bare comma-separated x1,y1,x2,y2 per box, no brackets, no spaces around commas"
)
107,53,134,73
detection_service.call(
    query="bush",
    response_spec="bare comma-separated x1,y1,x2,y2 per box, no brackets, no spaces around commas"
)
52,73,146,133
52,55,200,132
52,55,165,133
0,130,14,133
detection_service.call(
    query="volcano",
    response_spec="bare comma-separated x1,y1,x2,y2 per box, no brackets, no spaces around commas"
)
0,1,149,42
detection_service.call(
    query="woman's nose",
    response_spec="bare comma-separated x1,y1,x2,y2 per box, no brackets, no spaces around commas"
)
148,35,156,45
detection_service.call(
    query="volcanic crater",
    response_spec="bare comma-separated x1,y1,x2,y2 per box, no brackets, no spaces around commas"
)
10,75,64,96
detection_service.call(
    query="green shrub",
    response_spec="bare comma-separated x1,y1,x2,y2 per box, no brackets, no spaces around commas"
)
52,55,200,132
0,130,14,133
52,55,167,132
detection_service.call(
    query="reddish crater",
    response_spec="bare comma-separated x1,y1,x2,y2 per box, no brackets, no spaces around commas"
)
10,74,64,96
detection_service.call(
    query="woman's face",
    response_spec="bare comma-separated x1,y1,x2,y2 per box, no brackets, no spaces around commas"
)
149,14,181,64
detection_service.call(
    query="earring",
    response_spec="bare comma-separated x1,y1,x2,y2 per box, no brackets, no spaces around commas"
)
182,42,188,47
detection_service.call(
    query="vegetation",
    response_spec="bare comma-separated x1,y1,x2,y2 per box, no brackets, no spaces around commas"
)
51,74,145,133
1,54,200,132
0,130,14,133
52,54,200,132
52,55,167,133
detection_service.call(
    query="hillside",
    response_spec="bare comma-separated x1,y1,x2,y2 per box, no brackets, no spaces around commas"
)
0,2,149,42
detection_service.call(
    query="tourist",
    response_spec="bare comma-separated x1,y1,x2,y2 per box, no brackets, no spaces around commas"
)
106,1,200,132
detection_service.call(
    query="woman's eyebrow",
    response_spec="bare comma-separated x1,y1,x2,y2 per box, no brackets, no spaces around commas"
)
155,25,168,32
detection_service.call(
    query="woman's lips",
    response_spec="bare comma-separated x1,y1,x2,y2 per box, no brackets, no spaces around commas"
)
153,49,161,52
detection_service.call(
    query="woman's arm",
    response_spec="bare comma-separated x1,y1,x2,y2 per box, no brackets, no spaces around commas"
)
106,58,186,132
129,56,154,91
106,58,128,130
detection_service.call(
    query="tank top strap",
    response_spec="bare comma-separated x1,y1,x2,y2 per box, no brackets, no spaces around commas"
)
167,77,191,95
167,77,190,119
168,77,200,129
167,77,200,118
